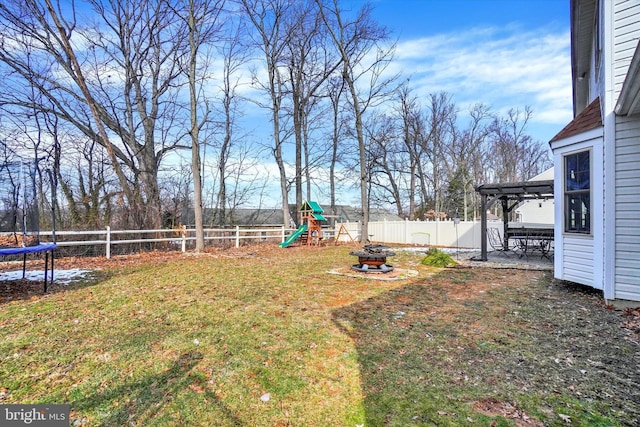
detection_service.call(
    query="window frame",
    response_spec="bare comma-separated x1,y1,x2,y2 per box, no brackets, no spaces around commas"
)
563,149,592,234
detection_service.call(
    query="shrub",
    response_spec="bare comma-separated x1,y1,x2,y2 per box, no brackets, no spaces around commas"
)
421,248,457,267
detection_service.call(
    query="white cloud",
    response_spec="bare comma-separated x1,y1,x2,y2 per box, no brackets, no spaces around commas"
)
390,25,572,140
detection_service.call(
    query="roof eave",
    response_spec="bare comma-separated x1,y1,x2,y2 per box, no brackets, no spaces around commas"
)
571,0,597,114
615,39,640,116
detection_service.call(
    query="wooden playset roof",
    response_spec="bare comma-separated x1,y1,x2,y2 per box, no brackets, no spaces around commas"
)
300,200,326,221
300,200,324,213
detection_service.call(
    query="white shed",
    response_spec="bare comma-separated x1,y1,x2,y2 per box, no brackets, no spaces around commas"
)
514,168,555,224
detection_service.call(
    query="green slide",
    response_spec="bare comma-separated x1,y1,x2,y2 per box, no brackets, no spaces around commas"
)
279,224,308,248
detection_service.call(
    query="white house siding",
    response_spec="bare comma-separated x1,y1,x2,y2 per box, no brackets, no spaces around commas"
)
562,236,597,287
614,115,640,300
613,1,640,99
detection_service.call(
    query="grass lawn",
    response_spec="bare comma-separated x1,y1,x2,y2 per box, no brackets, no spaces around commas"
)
1,245,638,426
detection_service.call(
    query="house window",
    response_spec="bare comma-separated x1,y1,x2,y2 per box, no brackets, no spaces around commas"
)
564,150,591,234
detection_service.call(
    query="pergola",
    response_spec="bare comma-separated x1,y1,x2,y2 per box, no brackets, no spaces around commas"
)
475,179,554,261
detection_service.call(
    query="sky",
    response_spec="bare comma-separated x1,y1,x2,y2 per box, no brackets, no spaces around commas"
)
207,0,573,207
354,0,573,143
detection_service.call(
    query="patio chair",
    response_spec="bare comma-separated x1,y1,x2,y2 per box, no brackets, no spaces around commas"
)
487,227,510,257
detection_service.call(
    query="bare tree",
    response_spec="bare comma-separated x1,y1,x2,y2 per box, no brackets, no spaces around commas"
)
317,0,396,242
0,82,115,229
1,0,557,235
241,0,296,227
159,160,192,229
280,0,342,208
60,138,115,229
224,144,271,222
0,0,192,229
408,105,433,219
174,0,227,251
488,107,552,184
326,76,347,224
211,18,248,226
395,83,423,219
445,103,491,220
422,92,457,217
367,112,406,217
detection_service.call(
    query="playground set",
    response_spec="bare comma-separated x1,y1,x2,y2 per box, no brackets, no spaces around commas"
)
278,200,360,249
0,157,57,291
279,201,327,248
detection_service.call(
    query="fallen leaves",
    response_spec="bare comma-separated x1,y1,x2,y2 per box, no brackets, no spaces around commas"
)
558,413,572,424
473,398,543,426
622,307,640,342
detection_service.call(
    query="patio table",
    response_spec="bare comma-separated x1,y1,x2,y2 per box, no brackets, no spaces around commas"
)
507,227,554,260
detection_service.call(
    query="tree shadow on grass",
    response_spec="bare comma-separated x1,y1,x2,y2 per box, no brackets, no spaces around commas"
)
332,268,640,426
70,350,242,426
332,279,462,426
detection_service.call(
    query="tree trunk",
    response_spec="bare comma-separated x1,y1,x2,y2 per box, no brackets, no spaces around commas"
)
187,0,205,252
349,78,369,243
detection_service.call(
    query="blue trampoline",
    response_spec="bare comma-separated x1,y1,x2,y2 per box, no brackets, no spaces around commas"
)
1,154,57,292
0,243,57,291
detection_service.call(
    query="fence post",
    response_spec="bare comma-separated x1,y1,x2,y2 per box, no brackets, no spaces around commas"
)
181,226,186,253
106,226,111,259
405,218,409,244
281,225,285,243
235,225,240,248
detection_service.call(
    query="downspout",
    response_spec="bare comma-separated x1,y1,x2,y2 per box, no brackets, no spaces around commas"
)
603,0,616,300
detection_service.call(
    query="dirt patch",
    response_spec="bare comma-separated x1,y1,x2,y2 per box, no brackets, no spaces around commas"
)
474,397,544,426
332,266,640,425
446,277,506,300
453,270,640,424
622,307,640,342
0,279,49,302
327,266,419,281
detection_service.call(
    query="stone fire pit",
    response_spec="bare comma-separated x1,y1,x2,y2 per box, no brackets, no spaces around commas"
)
349,244,395,273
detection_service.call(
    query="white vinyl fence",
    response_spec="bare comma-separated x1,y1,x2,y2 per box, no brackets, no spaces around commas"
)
38,226,288,259
27,220,499,259
335,219,494,248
